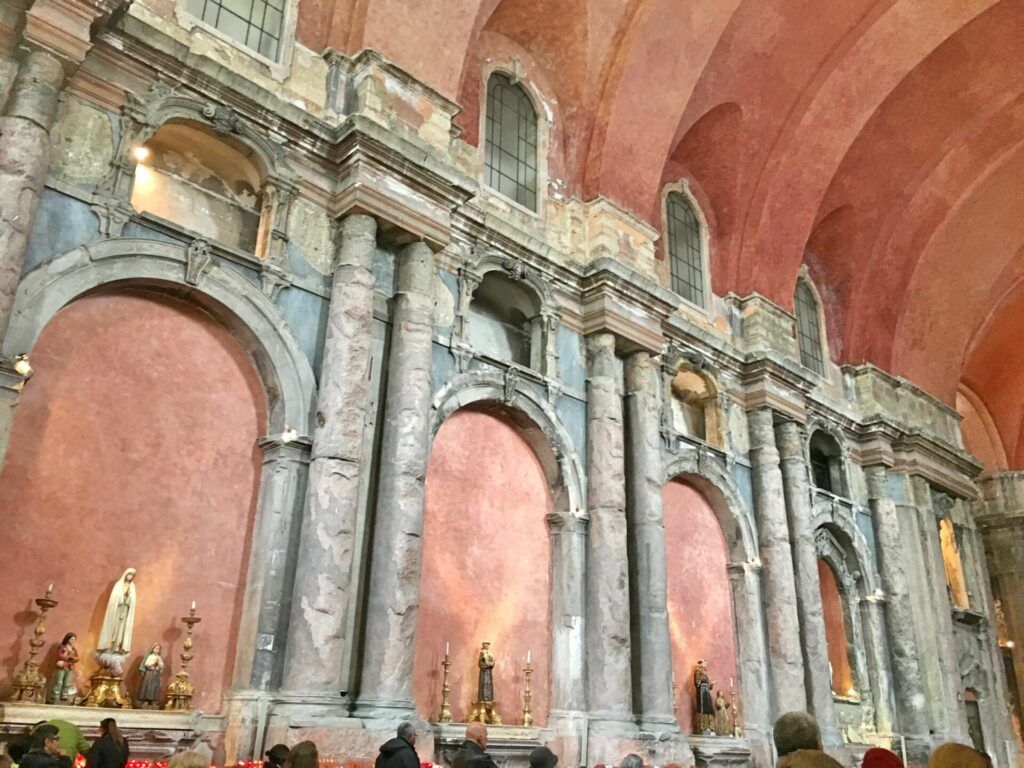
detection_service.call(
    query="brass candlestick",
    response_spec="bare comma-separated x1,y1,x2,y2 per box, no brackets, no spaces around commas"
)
164,606,201,710
9,587,58,702
438,652,453,724
522,660,534,727
730,686,743,737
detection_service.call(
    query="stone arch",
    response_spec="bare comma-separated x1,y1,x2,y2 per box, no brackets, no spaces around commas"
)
4,238,316,436
805,420,851,498
431,370,584,519
425,370,586,714
662,452,770,734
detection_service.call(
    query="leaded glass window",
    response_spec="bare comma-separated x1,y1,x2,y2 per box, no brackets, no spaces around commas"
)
795,279,825,375
485,73,538,211
666,191,706,307
186,0,284,60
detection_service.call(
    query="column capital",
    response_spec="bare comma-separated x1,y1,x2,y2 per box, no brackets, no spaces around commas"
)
334,213,378,271
396,240,435,295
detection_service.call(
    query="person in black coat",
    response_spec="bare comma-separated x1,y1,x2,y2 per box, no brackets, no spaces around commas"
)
85,719,128,768
19,725,72,768
451,723,498,768
375,723,419,768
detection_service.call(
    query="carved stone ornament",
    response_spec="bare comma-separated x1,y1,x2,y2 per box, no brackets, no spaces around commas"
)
203,103,244,136
185,239,214,286
503,367,520,405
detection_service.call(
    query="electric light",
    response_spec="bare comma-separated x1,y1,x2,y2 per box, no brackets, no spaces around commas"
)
13,354,32,378
282,426,298,443
132,145,151,162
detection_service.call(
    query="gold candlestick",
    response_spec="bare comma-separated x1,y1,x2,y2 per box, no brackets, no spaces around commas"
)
164,606,201,710
9,587,58,702
730,686,743,737
438,652,453,723
522,660,534,727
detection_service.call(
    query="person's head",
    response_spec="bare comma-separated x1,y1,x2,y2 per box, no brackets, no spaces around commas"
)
529,746,557,768
167,751,207,768
397,723,416,746
862,747,903,768
773,711,821,757
8,735,32,763
152,643,161,654
286,741,318,768
100,718,122,743
777,751,844,768
466,722,488,749
619,754,643,768
124,569,136,583
31,725,60,755
265,745,290,767
60,633,76,647
927,743,993,768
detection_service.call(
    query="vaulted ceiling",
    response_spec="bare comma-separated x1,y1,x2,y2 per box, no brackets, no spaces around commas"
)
298,0,1024,469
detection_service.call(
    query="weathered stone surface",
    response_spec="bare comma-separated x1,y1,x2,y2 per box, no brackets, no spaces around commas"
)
775,420,841,746
49,95,113,186
283,214,378,694
0,49,63,342
864,466,929,747
746,408,807,715
288,197,335,275
624,350,676,729
357,241,436,714
584,332,633,720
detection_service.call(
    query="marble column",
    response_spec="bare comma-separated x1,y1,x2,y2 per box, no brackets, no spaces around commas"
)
584,333,634,725
775,420,841,744
746,407,807,715
550,514,587,714
0,50,64,342
623,350,676,731
864,466,929,748
282,214,378,696
356,240,435,717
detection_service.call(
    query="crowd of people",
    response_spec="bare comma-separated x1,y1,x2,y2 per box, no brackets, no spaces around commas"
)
0,713,998,768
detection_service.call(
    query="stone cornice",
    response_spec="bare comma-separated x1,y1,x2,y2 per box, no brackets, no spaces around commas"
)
739,351,813,420
579,257,676,353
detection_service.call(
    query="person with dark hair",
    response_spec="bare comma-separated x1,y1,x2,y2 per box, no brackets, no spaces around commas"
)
19,724,71,768
285,742,318,768
529,746,557,768
773,712,821,757
618,754,643,768
264,744,289,768
47,720,90,761
375,723,419,768
9,733,35,767
85,719,128,768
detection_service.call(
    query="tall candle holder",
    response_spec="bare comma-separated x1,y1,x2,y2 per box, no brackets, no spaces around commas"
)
9,587,58,702
730,686,743,737
522,660,534,727
165,606,201,710
438,651,453,723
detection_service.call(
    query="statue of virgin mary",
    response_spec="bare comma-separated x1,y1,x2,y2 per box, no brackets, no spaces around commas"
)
97,568,138,655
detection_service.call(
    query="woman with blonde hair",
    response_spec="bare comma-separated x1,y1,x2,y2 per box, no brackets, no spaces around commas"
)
926,743,992,768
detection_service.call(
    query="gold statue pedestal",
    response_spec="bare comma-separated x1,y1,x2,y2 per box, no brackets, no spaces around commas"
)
469,700,502,725
82,672,129,708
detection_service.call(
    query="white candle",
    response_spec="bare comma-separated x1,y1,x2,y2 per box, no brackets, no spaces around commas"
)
445,641,450,656
527,650,532,664
47,584,53,593
729,677,733,688
191,601,197,611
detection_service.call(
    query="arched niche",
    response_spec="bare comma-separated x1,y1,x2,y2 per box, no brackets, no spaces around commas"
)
662,454,769,736
808,428,848,497
420,373,586,722
938,516,971,609
3,240,317,694
132,121,264,253
467,270,541,368
817,557,856,698
669,365,722,446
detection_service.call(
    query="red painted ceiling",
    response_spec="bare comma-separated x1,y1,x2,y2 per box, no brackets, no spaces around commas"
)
298,0,1024,468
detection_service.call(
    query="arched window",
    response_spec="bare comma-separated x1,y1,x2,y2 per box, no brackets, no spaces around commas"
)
794,278,825,375
131,122,263,253
485,73,538,211
665,191,706,307
468,271,540,368
817,558,857,698
185,0,285,59
809,430,845,496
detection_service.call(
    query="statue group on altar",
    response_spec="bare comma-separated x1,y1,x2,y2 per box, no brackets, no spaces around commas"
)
6,568,199,711
691,659,741,737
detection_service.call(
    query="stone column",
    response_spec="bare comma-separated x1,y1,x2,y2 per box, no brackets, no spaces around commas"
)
356,240,435,717
746,407,807,715
235,436,312,691
550,514,587,714
584,333,634,726
864,466,929,750
861,596,895,735
0,50,64,342
775,420,841,744
281,214,378,696
623,350,676,731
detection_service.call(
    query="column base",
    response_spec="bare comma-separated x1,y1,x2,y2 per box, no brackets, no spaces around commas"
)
351,696,418,722
637,713,680,734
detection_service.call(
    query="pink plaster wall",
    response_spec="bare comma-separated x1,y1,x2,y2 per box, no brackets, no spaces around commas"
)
412,407,552,725
817,559,853,697
663,479,738,733
0,290,266,711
